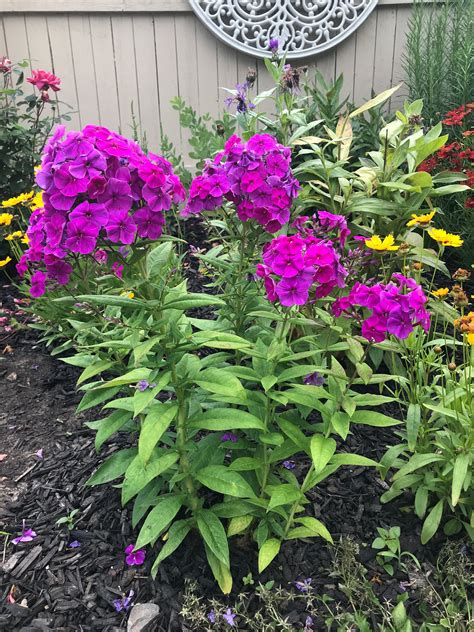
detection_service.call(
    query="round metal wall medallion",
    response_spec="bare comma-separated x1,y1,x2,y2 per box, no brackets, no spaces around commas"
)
188,0,378,59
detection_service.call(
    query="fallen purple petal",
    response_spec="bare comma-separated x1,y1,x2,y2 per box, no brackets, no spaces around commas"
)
222,608,236,626
68,540,81,548
35,448,44,459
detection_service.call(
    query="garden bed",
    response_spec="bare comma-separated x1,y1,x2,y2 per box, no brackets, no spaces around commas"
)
0,282,455,632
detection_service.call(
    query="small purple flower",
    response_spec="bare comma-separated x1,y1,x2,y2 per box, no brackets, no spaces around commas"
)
268,38,279,54
12,520,37,545
221,432,238,443
304,615,314,631
136,380,156,392
222,608,236,627
68,540,81,548
282,460,296,470
113,589,134,613
294,578,312,593
125,543,145,566
207,609,216,623
35,448,44,459
303,372,325,387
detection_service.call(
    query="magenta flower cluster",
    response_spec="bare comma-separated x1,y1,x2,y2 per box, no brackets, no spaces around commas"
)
256,219,347,307
18,124,185,297
182,134,299,233
333,274,430,342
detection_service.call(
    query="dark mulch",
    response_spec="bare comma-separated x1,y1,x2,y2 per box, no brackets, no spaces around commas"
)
0,279,453,632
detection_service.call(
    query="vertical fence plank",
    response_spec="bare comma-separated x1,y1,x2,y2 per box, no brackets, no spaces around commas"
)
46,15,80,128
154,14,180,151
315,50,336,86
373,6,397,96
216,39,237,114
3,15,29,68
175,13,199,158
195,18,219,119
335,31,357,102
352,11,377,105
132,14,160,151
0,17,7,56
111,13,140,135
89,15,120,130
68,14,100,127
391,5,412,109
24,15,52,74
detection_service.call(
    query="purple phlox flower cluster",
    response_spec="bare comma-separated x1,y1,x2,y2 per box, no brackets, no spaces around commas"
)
18,125,185,297
224,82,255,114
12,520,37,545
294,578,312,593
303,372,325,386
256,230,347,307
291,210,350,248
282,460,296,470
182,133,299,233
221,432,238,443
125,543,146,566
113,589,134,613
332,274,430,343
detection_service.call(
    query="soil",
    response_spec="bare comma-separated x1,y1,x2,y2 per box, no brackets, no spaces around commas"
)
0,278,467,632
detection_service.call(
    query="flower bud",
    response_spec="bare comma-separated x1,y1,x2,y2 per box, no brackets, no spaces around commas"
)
452,268,471,282
412,262,423,271
448,362,457,371
0,56,12,73
246,68,257,88
216,123,225,137
433,345,442,354
40,90,50,103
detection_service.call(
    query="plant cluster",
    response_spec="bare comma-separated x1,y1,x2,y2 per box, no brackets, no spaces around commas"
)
3,41,473,598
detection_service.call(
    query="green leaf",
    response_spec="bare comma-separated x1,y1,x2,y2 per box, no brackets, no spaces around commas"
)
135,495,183,548
227,515,253,536
414,486,428,519
164,293,225,311
421,500,444,544
133,372,171,417
132,480,161,528
351,410,401,427
77,360,114,386
349,84,401,117
331,411,350,439
267,484,302,511
356,362,373,384
451,453,470,507
204,543,232,594
197,510,229,567
261,375,278,392
86,448,137,486
133,335,162,365
277,418,310,452
192,330,251,350
151,519,191,578
122,451,179,504
286,517,333,543
310,436,336,474
77,386,120,412
258,538,281,573
406,403,421,451
96,368,151,389
139,404,178,464
229,457,261,471
330,453,378,467
189,408,265,431
195,368,245,398
392,453,445,481
87,410,131,452
196,465,256,498
147,241,173,279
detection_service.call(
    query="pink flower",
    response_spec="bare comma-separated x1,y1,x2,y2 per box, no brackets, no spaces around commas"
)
124,544,145,566
12,521,37,545
27,69,61,92
0,56,12,73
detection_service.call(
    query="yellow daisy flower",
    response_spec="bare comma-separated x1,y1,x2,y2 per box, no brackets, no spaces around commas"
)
120,291,135,299
5,231,23,241
0,256,12,268
468,332,474,345
0,212,14,226
432,287,449,299
406,210,436,228
364,234,399,252
29,192,44,211
428,228,464,248
1,191,34,208
21,234,29,245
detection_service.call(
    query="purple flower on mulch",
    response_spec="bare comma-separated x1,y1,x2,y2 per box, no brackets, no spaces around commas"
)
35,448,44,459
222,608,236,626
293,578,312,593
207,609,216,623
113,589,134,613
125,544,145,566
303,372,325,386
304,615,314,630
221,432,238,443
12,520,37,545
136,380,156,392
282,460,296,470
69,540,81,548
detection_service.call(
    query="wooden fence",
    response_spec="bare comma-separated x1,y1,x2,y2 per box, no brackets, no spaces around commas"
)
0,0,415,155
